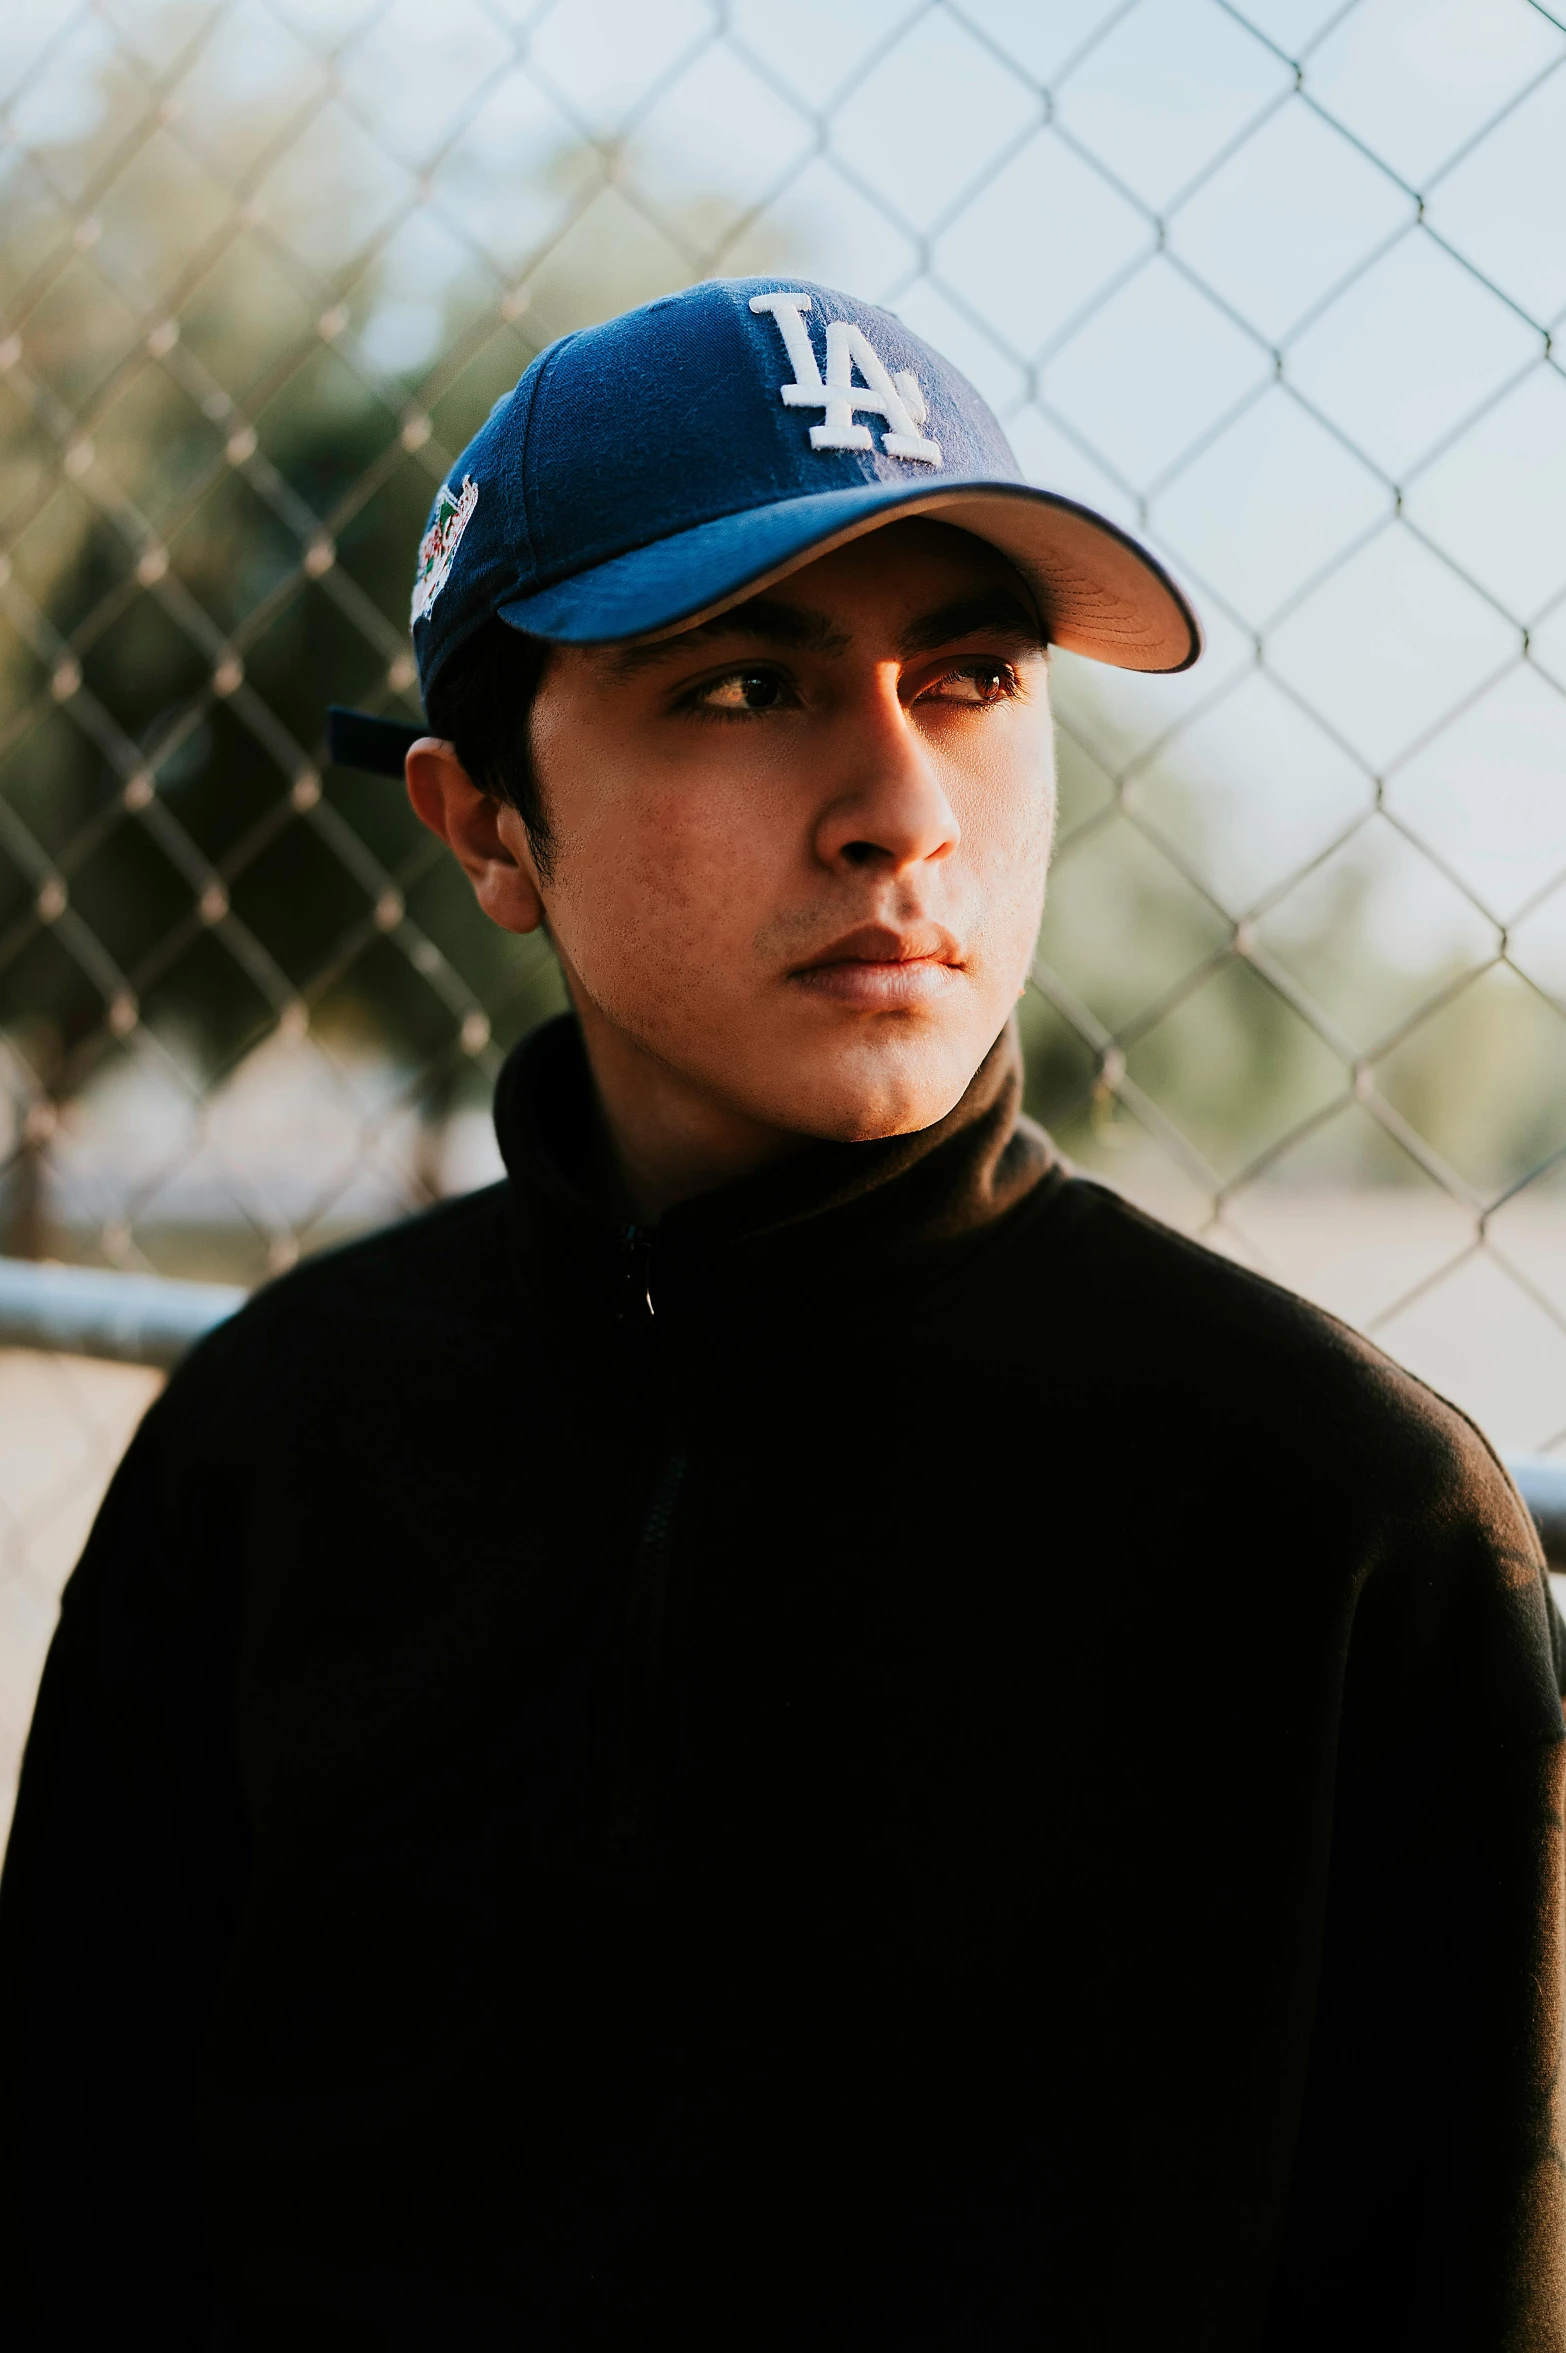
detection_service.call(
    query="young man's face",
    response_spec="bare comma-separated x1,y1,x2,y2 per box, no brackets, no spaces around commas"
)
424,519,1056,1149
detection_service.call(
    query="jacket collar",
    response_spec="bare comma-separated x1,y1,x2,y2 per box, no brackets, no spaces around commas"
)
494,1012,1059,1319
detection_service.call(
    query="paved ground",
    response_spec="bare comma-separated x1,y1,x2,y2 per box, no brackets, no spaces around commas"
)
0,1349,160,1851
5,1185,1566,1853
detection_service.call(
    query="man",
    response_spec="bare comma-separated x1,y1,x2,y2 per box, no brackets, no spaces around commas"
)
1,278,1562,2349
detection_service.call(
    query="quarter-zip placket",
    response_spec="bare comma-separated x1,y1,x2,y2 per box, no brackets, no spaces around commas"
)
620,1221,656,1325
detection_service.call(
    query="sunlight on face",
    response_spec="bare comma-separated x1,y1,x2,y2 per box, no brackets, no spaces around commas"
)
526,519,1057,1143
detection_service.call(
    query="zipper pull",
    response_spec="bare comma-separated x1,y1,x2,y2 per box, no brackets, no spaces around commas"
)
620,1223,655,1322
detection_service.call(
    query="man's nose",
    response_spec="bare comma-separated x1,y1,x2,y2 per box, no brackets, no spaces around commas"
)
812,678,961,876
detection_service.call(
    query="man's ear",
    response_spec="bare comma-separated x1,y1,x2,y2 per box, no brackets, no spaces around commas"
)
404,738,546,936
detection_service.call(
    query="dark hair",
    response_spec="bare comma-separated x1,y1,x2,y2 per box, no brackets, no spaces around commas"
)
423,617,556,878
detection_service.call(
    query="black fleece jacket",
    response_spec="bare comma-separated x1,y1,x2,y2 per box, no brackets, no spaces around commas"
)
1,1015,1563,2350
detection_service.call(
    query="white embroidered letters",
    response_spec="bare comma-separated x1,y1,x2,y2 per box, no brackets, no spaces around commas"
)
749,291,941,467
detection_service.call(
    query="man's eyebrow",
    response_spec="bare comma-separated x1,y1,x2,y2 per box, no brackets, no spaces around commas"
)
898,590,1046,657
603,598,852,677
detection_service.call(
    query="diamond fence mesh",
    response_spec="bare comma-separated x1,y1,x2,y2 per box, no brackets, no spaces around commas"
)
5,0,1566,1824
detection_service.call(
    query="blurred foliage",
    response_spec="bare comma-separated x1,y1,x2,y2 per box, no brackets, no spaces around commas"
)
0,13,784,1263
1020,704,1550,1208
1,43,611,1110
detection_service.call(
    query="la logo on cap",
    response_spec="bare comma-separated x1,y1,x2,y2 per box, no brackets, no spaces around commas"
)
750,291,942,467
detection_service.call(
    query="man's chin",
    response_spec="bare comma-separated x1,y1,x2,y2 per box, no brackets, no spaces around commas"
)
740,1036,988,1146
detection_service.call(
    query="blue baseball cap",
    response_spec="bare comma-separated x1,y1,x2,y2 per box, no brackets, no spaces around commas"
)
328,275,1200,777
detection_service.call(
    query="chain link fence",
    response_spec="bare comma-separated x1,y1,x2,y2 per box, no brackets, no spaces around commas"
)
5,0,1566,1824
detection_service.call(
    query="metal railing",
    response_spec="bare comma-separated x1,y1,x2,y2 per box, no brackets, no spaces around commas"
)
0,1253,243,1369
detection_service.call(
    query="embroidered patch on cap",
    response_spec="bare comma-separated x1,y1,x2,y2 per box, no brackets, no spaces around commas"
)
411,473,479,625
750,292,941,467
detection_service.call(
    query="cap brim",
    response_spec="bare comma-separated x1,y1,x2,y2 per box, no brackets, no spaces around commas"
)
498,479,1200,673
327,705,426,777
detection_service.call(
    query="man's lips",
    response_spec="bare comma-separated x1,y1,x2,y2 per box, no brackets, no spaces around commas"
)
788,922,963,1010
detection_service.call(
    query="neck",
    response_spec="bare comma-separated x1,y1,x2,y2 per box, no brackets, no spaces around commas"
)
567,986,804,1225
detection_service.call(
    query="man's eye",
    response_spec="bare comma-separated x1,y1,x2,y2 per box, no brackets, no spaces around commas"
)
691,669,790,712
924,662,1016,706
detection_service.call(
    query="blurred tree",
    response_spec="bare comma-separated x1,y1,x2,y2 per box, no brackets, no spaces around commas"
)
0,11,780,1258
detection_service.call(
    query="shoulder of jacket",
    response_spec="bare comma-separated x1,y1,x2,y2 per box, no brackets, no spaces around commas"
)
155,1180,514,1419
1043,1174,1519,1519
